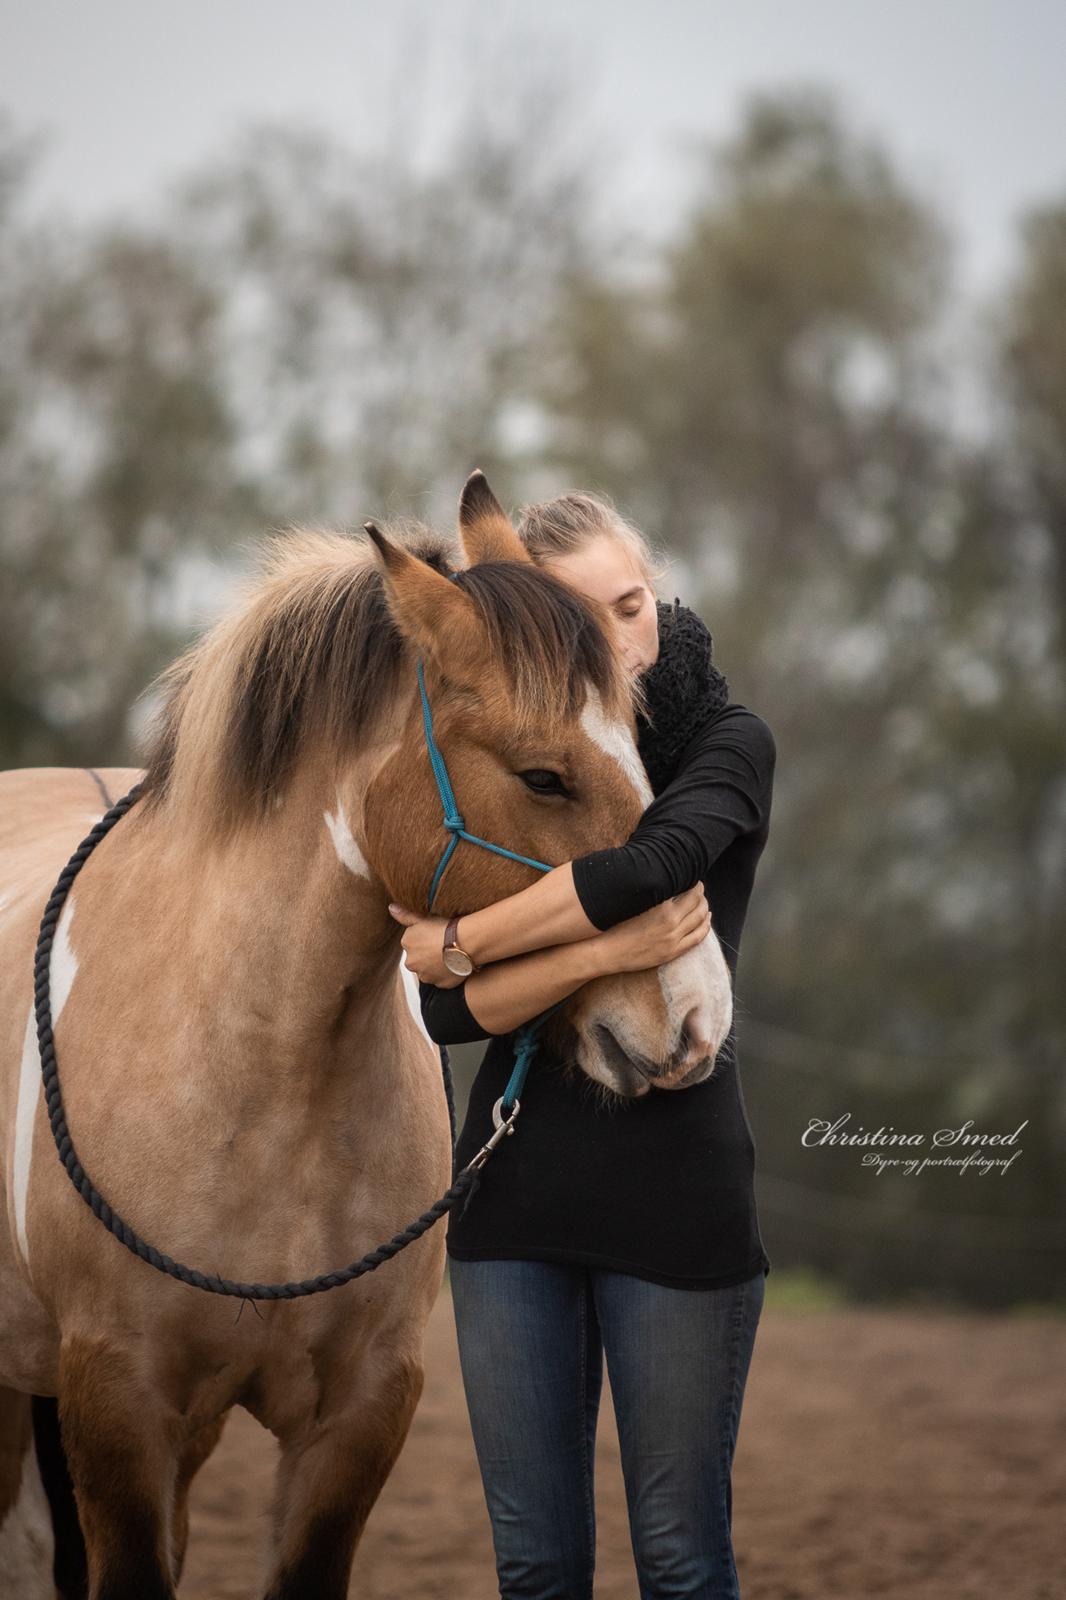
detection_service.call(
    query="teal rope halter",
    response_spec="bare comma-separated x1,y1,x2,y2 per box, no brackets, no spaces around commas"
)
416,585,568,1125
418,657,555,904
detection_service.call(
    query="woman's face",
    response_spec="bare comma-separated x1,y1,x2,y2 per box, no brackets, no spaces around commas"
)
541,533,660,679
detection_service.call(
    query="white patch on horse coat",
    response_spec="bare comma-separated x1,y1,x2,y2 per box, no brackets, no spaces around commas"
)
398,956,435,1049
14,895,79,1268
324,793,370,879
580,687,654,806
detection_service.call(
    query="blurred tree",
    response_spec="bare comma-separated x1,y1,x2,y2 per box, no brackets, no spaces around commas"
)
0,112,256,765
999,201,1066,633
0,56,606,764
169,61,608,527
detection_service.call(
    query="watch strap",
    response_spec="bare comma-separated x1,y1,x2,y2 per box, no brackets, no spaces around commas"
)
443,914,479,972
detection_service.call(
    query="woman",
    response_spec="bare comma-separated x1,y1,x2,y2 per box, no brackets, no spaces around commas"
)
389,491,776,1600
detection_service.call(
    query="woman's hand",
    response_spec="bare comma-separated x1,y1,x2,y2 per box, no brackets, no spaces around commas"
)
587,884,712,977
387,904,466,987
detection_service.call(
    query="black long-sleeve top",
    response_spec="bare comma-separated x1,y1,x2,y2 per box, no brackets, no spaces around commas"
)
419,702,776,1289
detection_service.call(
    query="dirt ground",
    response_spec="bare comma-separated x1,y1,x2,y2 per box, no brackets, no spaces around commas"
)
178,1286,1065,1600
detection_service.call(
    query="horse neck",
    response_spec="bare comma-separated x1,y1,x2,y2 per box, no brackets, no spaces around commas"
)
118,741,401,1090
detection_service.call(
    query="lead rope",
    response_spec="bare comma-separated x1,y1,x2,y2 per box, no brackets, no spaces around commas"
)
454,1011,563,1219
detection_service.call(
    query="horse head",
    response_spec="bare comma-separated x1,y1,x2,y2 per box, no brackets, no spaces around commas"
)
361,469,732,1098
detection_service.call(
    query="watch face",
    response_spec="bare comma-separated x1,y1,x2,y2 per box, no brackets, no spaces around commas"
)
443,947,474,978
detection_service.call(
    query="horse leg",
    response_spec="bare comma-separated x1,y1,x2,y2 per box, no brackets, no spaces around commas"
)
31,1394,88,1599
170,1411,228,1588
57,1334,178,1600
262,1347,425,1600
0,1386,54,1600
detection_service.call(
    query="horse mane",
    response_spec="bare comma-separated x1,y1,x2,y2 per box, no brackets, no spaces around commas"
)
135,519,634,842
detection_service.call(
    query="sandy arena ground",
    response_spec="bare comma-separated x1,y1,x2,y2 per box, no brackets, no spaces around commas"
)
177,1286,1065,1599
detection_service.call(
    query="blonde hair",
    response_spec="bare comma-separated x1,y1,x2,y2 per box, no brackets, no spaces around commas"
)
515,490,669,722
515,490,672,591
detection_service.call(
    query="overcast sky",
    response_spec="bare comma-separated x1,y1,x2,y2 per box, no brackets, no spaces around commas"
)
4,0,1065,306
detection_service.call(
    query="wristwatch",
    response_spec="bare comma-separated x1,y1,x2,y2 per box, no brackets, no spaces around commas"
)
442,915,480,978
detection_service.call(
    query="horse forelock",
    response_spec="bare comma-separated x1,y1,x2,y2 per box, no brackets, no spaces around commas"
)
135,523,449,840
447,561,635,734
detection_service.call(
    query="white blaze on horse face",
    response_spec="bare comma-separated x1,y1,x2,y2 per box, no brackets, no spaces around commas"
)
580,687,654,808
14,894,80,1268
324,791,371,880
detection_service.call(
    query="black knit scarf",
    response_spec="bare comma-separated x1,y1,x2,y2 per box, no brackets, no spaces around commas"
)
635,598,730,795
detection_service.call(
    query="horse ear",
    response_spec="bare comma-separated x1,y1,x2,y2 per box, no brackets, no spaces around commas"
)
364,521,479,669
457,468,532,567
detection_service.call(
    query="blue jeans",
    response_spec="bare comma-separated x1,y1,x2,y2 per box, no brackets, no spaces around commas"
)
448,1256,766,1600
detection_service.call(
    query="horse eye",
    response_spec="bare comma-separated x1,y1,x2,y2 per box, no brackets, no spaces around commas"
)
519,769,569,797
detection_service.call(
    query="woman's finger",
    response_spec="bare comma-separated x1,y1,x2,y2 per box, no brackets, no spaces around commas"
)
388,903,418,924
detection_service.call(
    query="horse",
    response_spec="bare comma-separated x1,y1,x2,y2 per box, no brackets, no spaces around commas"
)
0,469,734,1598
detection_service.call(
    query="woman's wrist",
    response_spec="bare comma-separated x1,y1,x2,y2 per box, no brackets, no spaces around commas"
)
453,911,486,966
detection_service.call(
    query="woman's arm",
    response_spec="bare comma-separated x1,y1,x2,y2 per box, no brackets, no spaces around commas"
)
416,886,711,1044
454,860,600,966
418,937,606,1044
427,705,776,965
569,706,776,932
389,863,599,989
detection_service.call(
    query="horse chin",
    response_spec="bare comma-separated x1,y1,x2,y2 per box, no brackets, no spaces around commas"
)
572,1020,720,1099
573,1023,657,1100
655,1053,718,1090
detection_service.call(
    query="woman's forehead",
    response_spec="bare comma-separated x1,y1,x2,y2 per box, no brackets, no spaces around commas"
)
541,535,647,606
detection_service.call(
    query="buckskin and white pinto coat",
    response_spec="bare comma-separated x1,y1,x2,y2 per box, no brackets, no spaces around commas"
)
0,471,732,1599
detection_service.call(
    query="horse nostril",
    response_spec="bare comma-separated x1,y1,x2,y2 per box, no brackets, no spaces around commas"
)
681,1005,713,1065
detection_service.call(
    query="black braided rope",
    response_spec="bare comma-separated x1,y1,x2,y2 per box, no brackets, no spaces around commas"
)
33,780,482,1300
